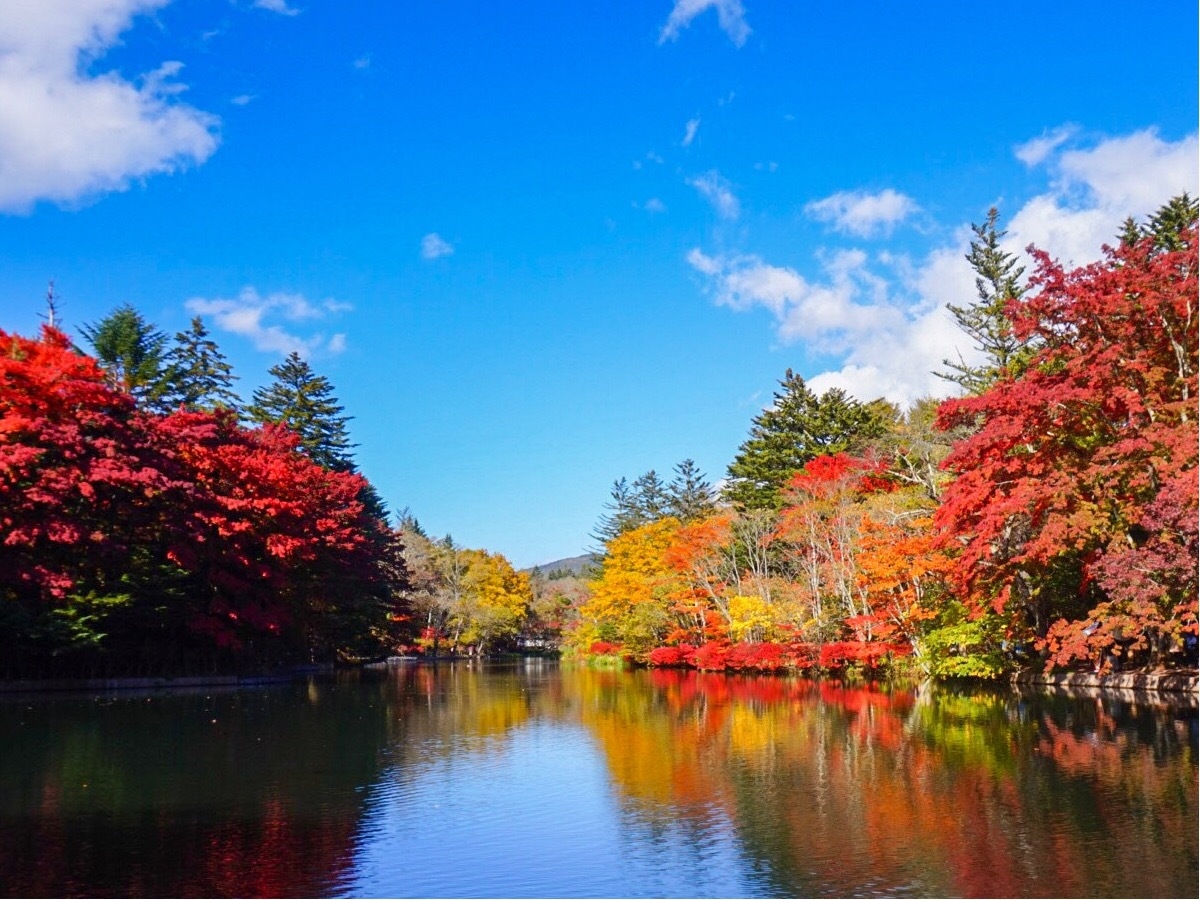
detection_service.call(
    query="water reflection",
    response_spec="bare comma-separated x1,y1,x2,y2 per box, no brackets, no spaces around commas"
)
0,664,1195,898
568,670,1197,898
0,681,397,896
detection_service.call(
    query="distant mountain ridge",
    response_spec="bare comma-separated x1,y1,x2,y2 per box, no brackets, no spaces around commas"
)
524,553,598,577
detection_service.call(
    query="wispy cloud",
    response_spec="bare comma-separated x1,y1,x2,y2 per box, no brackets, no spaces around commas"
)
660,0,750,47
0,0,219,213
688,170,740,219
682,117,701,147
186,288,349,358
253,0,300,16
1014,124,1078,167
642,197,667,214
352,54,371,70
420,233,455,260
230,94,255,106
805,189,920,238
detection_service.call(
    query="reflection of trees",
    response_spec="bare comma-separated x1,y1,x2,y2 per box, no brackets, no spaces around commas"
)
386,662,535,755
568,669,1198,898
2,665,1194,898
0,678,397,897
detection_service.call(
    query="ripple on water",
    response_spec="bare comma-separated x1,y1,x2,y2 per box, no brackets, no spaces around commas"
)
340,721,758,898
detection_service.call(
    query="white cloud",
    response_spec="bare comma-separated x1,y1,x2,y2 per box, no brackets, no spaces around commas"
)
643,197,667,213
689,248,902,347
688,170,739,219
352,54,371,70
186,287,350,357
805,188,920,238
253,0,300,15
421,232,454,260
659,0,750,47
682,117,700,147
688,127,1200,407
230,94,255,106
1014,124,1078,167
689,245,959,404
0,0,220,213
1007,127,1198,265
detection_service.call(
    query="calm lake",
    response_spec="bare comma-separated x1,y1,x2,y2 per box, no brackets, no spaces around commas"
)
1,661,1196,898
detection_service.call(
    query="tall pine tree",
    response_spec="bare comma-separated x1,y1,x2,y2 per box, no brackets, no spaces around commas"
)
667,459,716,522
1121,193,1198,254
937,207,1035,395
724,370,884,510
248,352,392,522
80,304,172,409
162,316,241,413
248,352,356,471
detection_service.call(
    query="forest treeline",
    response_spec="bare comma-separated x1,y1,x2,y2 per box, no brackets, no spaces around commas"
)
0,302,537,675
568,196,1198,678
1,195,1195,678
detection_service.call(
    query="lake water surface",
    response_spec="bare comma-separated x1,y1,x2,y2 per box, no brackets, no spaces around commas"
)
1,661,1196,898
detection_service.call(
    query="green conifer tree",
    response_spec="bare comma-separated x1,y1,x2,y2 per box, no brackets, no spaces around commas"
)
632,469,671,520
79,303,172,408
248,352,356,471
1122,193,1198,253
724,370,885,509
937,208,1035,395
667,458,717,522
590,477,644,547
162,316,242,413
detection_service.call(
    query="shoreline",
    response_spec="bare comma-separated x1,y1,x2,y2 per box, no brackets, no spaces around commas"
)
1012,669,1198,693
1011,669,1198,708
3,664,1197,700
0,668,330,696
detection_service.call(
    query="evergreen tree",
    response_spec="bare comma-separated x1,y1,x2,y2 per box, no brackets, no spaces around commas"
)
937,208,1035,395
1122,193,1198,254
79,303,172,408
162,316,242,413
667,458,716,521
248,352,356,472
724,370,884,510
591,477,643,547
632,469,671,519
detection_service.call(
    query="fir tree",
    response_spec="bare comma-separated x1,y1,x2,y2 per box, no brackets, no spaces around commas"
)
1121,193,1198,254
248,352,356,471
724,370,884,510
162,316,241,413
591,477,643,547
79,304,172,408
632,470,670,520
667,458,716,522
937,207,1035,395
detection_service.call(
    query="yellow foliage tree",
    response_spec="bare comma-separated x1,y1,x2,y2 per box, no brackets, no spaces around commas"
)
452,549,531,653
574,518,681,654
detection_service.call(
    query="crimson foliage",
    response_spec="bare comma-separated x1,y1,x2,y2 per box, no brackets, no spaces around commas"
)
936,224,1198,671
0,327,406,675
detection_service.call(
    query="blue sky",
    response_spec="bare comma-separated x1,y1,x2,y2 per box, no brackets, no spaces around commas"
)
1,0,1196,567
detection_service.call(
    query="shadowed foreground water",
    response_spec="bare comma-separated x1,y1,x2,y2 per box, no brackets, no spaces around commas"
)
1,661,1195,898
